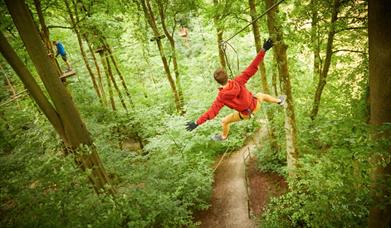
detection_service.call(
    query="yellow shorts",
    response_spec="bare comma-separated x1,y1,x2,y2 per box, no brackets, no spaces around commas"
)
222,93,263,124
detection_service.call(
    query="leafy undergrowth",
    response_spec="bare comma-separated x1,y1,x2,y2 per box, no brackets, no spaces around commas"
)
255,118,391,227
0,89,257,227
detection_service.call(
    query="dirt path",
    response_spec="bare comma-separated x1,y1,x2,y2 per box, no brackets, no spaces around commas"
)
196,146,256,228
195,123,268,228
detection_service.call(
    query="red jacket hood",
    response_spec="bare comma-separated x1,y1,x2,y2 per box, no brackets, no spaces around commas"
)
218,80,241,100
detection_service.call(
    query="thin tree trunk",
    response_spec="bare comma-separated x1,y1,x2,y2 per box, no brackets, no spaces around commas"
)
105,51,128,111
272,63,278,96
103,40,134,107
368,0,391,226
157,0,184,113
249,0,279,152
213,0,226,68
311,0,321,80
98,50,116,111
140,0,182,113
3,72,21,109
1,64,18,99
33,0,62,74
249,0,267,90
65,0,102,103
85,36,107,106
310,0,340,120
5,0,114,194
265,0,299,177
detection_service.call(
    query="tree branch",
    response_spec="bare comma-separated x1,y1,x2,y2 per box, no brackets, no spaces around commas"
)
335,26,367,33
47,25,73,30
332,49,367,55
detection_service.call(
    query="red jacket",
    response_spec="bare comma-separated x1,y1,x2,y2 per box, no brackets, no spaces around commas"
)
196,49,266,125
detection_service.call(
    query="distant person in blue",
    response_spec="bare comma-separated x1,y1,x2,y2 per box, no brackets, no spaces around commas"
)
53,40,72,72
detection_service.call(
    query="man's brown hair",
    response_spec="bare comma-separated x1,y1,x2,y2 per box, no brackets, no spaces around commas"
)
214,68,228,85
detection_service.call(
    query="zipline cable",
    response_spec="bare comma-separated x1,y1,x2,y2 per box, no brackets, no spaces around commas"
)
224,0,286,43
219,0,285,76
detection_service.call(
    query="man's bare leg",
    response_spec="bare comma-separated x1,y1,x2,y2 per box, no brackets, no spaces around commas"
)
256,93,281,103
65,60,72,71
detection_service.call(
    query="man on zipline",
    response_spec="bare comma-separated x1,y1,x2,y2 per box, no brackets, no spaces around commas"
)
186,39,286,141
53,40,72,72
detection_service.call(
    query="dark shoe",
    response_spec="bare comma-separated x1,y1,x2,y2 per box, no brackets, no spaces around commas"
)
211,134,226,141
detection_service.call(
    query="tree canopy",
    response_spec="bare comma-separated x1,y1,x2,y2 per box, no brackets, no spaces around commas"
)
1,0,390,227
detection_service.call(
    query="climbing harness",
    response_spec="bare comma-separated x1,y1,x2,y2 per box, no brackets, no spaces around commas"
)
219,0,286,76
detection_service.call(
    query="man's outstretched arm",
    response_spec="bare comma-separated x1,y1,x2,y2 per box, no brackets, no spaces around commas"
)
186,98,224,131
234,39,273,85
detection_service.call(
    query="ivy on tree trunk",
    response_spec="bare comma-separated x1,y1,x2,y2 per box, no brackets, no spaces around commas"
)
265,0,299,177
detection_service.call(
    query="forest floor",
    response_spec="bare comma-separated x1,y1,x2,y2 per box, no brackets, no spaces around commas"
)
194,123,287,227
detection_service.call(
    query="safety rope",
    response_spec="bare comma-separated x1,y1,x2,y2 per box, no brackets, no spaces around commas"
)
220,41,239,77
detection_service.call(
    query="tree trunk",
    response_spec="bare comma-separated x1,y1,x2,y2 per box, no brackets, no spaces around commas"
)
98,50,116,111
157,0,185,113
272,63,279,95
265,0,299,177
1,63,18,99
0,32,66,141
311,0,321,80
4,0,114,194
65,0,102,103
310,0,340,120
33,0,62,75
213,0,226,68
105,51,128,111
139,0,182,113
104,40,134,108
249,0,279,152
85,35,107,106
368,0,391,227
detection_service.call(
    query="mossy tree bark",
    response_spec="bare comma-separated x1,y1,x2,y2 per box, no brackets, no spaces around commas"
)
4,0,114,194
248,0,279,153
265,0,299,177
213,0,226,69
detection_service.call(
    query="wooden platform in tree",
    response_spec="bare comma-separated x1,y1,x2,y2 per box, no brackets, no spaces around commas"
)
0,71,76,107
60,70,76,79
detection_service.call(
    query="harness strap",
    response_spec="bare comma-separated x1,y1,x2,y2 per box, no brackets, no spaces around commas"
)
239,108,253,119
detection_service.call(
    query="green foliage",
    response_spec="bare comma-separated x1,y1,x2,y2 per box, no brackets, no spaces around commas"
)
0,94,215,227
0,0,378,226
260,119,389,227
